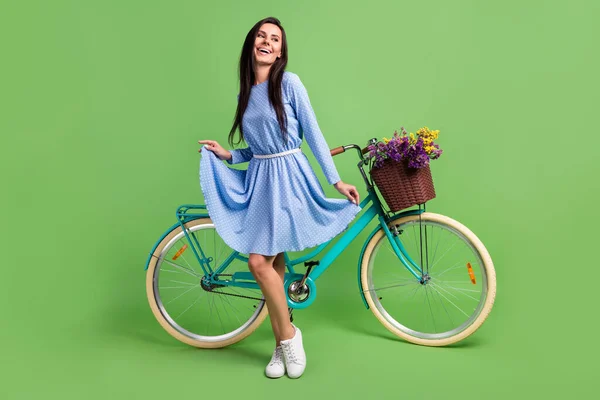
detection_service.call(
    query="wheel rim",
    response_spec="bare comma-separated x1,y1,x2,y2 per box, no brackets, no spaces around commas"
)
366,218,488,340
152,223,265,343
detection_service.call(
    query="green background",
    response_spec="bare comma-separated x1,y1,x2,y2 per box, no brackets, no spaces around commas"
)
1,0,598,398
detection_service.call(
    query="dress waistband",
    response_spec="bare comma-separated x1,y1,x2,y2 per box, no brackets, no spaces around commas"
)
253,147,302,159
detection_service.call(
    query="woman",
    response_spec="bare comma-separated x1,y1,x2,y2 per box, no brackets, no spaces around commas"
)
198,17,361,379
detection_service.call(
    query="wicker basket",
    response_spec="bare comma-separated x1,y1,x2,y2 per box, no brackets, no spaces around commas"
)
369,158,436,212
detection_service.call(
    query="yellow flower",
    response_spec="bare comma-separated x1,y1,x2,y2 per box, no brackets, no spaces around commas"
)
414,126,441,143
383,137,390,144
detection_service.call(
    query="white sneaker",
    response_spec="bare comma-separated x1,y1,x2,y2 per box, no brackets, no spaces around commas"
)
280,323,306,378
265,346,285,378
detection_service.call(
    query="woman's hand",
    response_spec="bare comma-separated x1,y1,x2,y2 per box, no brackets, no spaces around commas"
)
198,140,231,161
334,180,360,205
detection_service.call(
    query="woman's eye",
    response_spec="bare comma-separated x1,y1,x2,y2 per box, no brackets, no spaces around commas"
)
257,33,278,42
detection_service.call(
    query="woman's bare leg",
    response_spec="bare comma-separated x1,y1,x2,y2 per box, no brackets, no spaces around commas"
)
270,253,286,343
248,252,294,347
273,252,285,284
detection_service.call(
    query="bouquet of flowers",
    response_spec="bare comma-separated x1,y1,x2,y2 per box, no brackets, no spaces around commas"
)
366,126,442,212
366,126,443,169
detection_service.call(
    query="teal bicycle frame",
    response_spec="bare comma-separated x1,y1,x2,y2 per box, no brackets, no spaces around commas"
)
145,144,427,310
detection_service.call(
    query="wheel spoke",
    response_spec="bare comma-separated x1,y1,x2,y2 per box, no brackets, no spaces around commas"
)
433,282,481,302
365,280,419,293
178,250,199,275
429,238,460,272
175,294,203,320
161,286,197,289
433,284,454,327
213,294,226,334
162,269,184,274
168,280,198,286
430,226,443,272
435,262,466,278
161,259,200,278
218,293,243,326
424,286,437,333
165,284,199,305
427,283,470,318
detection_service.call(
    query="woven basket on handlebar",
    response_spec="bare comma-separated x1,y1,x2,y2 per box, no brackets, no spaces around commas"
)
369,158,436,212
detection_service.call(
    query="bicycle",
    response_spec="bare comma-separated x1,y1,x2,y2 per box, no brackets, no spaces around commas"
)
144,139,496,348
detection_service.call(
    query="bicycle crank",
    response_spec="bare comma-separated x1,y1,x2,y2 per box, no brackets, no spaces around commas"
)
285,276,317,309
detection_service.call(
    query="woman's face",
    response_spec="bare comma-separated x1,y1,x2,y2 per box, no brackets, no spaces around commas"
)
253,23,282,66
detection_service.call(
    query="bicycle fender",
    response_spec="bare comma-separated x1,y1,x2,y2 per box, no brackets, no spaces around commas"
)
144,222,181,271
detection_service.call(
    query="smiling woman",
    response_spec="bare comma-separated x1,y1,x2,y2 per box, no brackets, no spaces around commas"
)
197,17,361,380
255,27,281,66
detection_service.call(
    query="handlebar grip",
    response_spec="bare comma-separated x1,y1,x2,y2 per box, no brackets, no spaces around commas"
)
330,146,345,156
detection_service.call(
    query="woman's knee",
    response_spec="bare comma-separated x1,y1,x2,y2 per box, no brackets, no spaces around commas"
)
248,253,275,279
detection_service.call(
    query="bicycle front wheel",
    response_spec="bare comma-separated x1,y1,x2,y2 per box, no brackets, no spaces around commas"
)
360,212,496,346
146,218,268,348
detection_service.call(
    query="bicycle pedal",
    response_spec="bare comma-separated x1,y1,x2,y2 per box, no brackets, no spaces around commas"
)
300,260,318,286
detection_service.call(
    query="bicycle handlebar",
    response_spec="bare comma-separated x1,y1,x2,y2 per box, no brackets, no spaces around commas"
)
329,137,379,189
330,137,377,161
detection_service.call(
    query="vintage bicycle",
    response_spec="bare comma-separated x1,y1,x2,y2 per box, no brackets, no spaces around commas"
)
145,139,496,348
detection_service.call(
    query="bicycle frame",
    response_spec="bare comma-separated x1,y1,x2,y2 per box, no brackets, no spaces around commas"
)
145,193,426,310
145,143,428,310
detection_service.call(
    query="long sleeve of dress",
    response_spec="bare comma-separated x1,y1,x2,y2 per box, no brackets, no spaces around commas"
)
287,74,341,186
226,147,254,164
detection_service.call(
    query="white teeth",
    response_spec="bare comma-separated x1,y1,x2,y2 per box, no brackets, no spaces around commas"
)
258,48,270,54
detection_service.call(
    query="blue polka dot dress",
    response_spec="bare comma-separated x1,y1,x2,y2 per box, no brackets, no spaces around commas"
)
199,71,362,256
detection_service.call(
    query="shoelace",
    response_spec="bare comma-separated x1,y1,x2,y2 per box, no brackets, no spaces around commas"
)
281,342,298,363
269,347,284,366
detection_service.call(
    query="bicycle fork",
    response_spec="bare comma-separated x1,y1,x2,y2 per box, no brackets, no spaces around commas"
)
378,215,423,280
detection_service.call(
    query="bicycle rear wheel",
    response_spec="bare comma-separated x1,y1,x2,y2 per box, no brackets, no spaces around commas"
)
146,218,268,348
360,212,496,346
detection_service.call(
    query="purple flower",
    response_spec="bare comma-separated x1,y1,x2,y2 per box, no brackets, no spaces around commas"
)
368,126,441,169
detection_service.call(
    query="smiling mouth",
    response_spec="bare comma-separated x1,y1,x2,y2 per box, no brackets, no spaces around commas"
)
257,48,271,55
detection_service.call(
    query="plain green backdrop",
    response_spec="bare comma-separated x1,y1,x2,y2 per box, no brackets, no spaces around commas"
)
1,0,598,398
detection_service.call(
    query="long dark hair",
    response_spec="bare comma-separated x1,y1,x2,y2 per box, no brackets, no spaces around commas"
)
228,17,289,147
